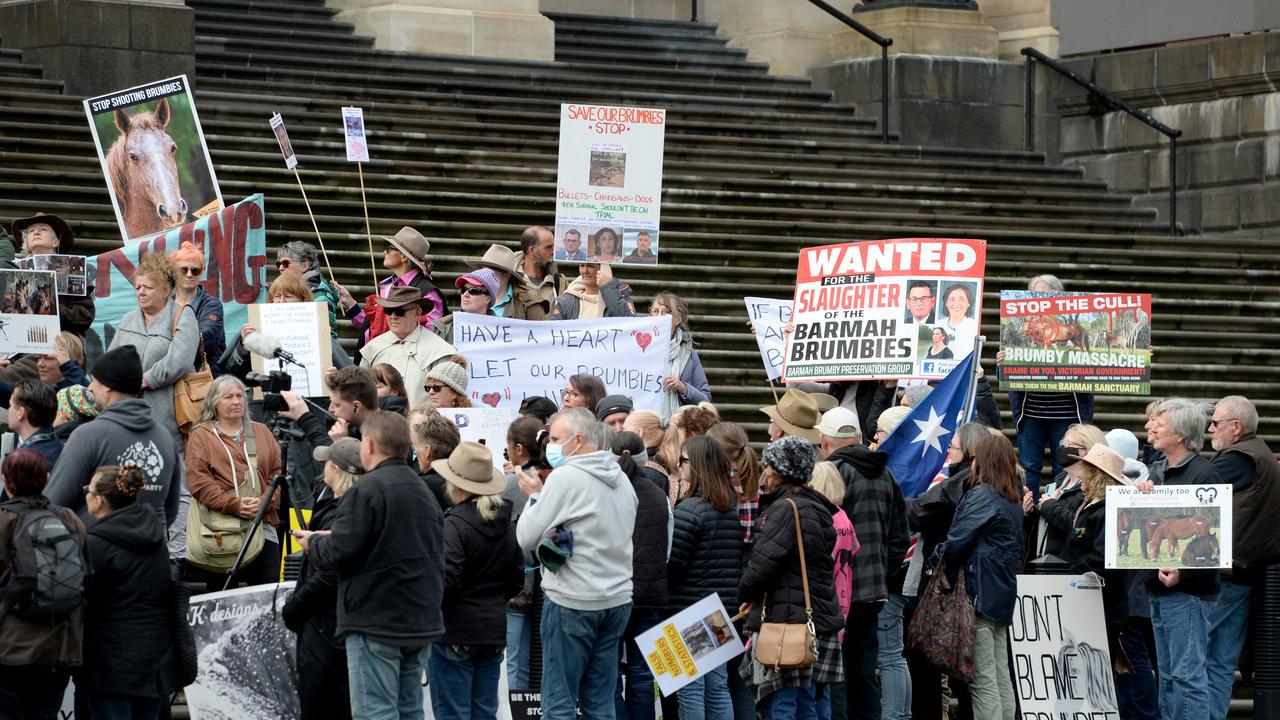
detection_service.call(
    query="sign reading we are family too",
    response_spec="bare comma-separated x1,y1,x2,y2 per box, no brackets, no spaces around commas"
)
783,238,987,382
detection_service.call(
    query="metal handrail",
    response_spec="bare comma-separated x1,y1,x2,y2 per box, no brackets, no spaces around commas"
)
1021,47,1182,236
689,0,894,144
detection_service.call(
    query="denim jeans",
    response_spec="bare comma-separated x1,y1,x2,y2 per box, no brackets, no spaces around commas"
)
1116,618,1160,720
971,617,1015,720
541,599,632,720
428,644,504,720
726,653,755,720
345,632,432,720
616,609,664,720
764,684,831,720
677,664,733,720
845,601,882,720
1150,592,1213,720
876,594,911,720
1206,580,1253,719
507,610,534,690
1015,416,1075,497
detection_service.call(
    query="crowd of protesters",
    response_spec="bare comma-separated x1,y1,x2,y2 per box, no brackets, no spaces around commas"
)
0,213,1276,720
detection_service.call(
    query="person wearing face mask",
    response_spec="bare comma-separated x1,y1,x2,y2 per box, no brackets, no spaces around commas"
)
513,408,638,719
1036,423,1106,559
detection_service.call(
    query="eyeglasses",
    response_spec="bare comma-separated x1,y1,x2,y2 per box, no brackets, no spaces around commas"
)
81,485,96,497
382,246,398,255
649,307,670,316
561,388,580,399
678,456,690,466
178,266,202,276
386,307,414,317
426,385,446,393
1209,417,1238,428
461,287,489,297
275,258,291,270
908,295,934,303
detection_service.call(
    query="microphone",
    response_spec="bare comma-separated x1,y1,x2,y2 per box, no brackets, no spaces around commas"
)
244,332,299,365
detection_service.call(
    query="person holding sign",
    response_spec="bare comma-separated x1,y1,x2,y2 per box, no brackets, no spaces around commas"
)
334,227,448,342
551,262,635,320
10,212,96,336
277,241,343,341
358,286,457,407
170,240,225,376
433,268,502,344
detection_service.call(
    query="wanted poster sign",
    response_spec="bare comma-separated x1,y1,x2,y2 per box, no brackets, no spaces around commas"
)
784,238,987,381
554,103,665,266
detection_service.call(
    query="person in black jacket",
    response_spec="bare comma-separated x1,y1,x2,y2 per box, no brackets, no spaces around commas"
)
78,464,174,718
669,436,742,719
739,436,843,719
613,432,672,720
428,442,523,720
283,438,365,720
294,411,445,719
1036,424,1106,559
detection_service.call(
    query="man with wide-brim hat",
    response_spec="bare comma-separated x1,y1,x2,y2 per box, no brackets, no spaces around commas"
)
465,243,550,321
334,226,449,345
358,285,456,407
6,212,97,338
760,388,821,443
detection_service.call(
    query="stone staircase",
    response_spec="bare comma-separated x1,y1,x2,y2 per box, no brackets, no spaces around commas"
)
0,3,1277,454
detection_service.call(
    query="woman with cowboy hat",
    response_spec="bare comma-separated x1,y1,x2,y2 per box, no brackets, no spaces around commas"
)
333,227,450,343
358,285,457,407
465,243,551,320
9,213,96,337
428,441,523,720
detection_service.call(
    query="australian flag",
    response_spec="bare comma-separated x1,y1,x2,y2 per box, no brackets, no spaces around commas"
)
879,350,979,499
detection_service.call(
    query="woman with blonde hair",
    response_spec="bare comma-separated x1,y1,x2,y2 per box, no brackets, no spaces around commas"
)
656,405,719,504
810,461,859,633
1038,423,1107,557
624,409,674,497
220,273,352,380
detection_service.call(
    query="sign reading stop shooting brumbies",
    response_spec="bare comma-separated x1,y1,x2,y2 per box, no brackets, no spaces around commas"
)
783,238,987,382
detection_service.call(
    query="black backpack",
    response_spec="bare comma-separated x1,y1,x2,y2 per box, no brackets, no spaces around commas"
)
1,501,86,622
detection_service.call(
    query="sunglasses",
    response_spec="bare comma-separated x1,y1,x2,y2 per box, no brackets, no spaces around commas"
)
461,286,490,297
382,246,398,255
275,258,291,269
426,385,446,393
178,266,202,276
386,307,415,317
82,485,96,496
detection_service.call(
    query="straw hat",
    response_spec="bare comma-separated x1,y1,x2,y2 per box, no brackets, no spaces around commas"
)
465,244,529,286
1071,443,1131,485
759,389,820,443
11,212,75,253
384,227,431,272
431,441,505,496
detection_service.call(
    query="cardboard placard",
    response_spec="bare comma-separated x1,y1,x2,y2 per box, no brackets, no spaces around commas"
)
0,269,60,353
445,407,514,471
247,300,334,398
342,106,370,162
1105,484,1232,569
635,594,745,696
744,296,792,381
16,254,88,296
270,112,298,169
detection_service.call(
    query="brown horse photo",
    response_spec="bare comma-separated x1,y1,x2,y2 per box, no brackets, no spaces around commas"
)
1116,511,1162,559
107,97,189,239
1024,315,1090,351
1147,514,1212,560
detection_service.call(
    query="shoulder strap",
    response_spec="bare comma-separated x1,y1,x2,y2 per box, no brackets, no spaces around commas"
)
171,303,208,369
787,498,812,616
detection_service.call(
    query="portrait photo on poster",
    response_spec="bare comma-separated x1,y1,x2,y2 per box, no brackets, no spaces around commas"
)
270,112,298,169
554,224,590,263
587,225,624,263
83,75,224,243
622,228,658,264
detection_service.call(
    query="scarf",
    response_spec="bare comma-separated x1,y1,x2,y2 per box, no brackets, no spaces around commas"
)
661,329,694,420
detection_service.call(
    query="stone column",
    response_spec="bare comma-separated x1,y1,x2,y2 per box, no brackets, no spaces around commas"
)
698,1,853,77
979,0,1059,59
326,0,555,61
0,0,195,96
839,0,999,60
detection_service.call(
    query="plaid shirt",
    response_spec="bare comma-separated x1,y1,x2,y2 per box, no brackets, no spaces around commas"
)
735,472,761,544
740,631,844,702
830,445,911,604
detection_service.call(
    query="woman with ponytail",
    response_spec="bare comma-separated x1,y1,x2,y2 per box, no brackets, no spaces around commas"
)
77,464,175,718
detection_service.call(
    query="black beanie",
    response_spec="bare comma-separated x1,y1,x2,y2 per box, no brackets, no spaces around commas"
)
93,346,144,395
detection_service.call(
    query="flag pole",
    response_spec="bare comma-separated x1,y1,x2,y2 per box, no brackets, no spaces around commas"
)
960,335,985,424
358,162,376,287
293,167,336,285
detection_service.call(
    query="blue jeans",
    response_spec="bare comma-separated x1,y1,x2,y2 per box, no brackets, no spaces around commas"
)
876,594,911,720
617,609,664,720
677,664,732,720
763,684,831,720
428,644,504,720
1150,593,1213,720
542,599,632,720
1016,416,1075,497
1116,618,1160,720
507,610,534,690
345,633,432,720
1206,579,1253,719
80,689,162,720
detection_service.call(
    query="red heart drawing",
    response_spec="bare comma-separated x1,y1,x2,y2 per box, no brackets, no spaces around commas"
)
634,332,652,352
481,393,501,407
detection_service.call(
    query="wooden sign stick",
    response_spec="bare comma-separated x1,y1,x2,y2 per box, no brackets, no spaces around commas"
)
768,379,781,404
358,162,377,287
292,167,336,285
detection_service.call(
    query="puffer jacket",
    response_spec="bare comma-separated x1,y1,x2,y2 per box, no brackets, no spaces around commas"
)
668,491,742,611
632,472,671,612
739,486,842,635
940,484,1023,625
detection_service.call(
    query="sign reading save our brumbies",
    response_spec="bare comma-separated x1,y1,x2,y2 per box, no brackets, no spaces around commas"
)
554,103,666,265
998,291,1152,395
783,238,987,382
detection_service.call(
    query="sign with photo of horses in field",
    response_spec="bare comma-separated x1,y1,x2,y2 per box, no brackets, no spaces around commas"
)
1104,484,1232,570
84,75,223,244
0,269,60,353
783,238,987,382
998,291,1152,395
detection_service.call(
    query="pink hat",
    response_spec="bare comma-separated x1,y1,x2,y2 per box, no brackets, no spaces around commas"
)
455,267,502,308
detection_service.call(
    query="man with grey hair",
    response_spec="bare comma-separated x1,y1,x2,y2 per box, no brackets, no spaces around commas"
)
514,407,636,718
1145,397,1222,720
1205,395,1280,718
276,240,341,337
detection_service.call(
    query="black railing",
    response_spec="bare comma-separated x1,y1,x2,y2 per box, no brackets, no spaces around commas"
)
690,0,894,144
1021,47,1182,236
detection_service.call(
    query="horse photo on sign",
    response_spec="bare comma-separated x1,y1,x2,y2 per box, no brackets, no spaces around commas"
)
84,75,224,244
1105,484,1233,569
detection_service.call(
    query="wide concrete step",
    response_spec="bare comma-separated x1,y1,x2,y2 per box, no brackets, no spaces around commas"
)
0,60,44,79
195,22,373,48
554,47,771,75
185,0,339,20
194,8,359,34
543,12,722,37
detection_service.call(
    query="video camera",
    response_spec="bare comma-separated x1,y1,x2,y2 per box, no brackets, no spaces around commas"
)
245,370,292,413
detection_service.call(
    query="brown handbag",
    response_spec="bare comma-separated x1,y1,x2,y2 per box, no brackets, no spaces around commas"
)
753,498,817,670
170,304,213,437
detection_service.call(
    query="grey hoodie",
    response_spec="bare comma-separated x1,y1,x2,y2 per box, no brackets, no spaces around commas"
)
516,449,637,611
47,398,182,528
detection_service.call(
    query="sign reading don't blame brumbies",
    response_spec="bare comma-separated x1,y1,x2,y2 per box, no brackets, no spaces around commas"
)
784,238,987,382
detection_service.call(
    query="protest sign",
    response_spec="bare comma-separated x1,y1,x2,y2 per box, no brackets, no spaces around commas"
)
270,113,298,169
16,254,88,296
446,407,514,471
454,313,671,413
84,75,223,244
89,194,268,359
744,296,792,381
1105,484,1232,570
554,103,665,265
186,583,299,719
635,594,744,696
342,106,370,162
248,301,333,398
0,269,59,353
783,238,987,382
1011,574,1119,717
999,291,1152,395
